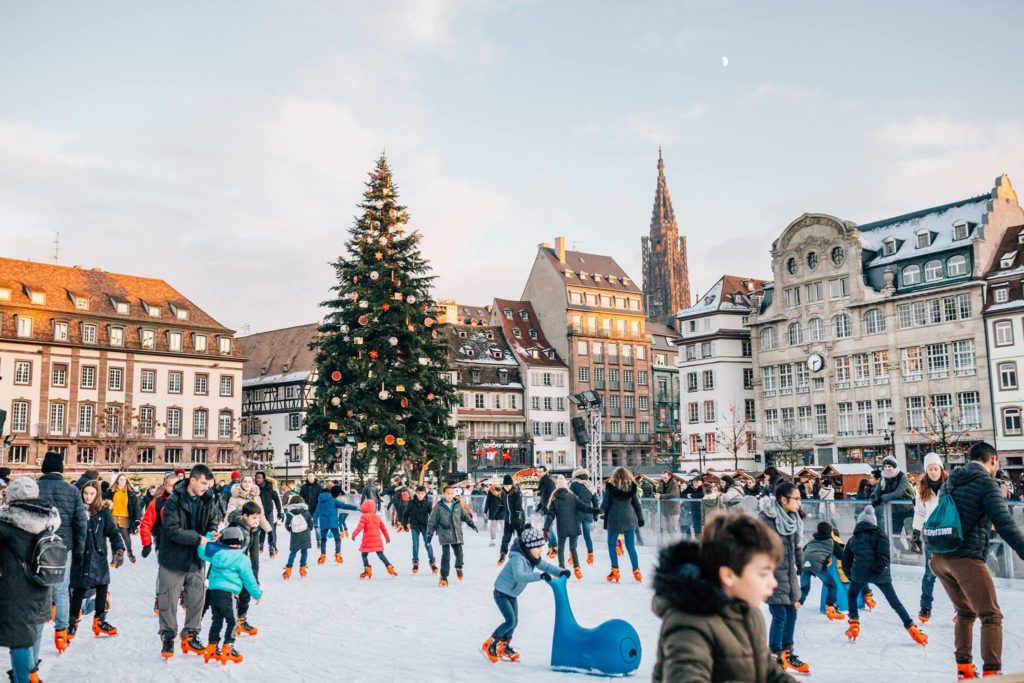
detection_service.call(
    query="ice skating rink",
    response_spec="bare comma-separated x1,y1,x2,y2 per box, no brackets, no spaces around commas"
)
27,521,1024,682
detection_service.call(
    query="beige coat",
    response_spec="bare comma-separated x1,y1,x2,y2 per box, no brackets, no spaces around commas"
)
226,484,273,533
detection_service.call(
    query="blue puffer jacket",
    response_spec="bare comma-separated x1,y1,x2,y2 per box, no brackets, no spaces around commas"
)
198,542,262,599
314,492,359,530
494,544,561,597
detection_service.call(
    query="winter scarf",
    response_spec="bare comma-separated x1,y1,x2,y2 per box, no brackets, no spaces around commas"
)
768,498,803,539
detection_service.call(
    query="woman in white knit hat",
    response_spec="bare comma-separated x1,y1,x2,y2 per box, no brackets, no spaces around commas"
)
911,452,947,623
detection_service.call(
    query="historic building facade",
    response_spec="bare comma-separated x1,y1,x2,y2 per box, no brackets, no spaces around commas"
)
444,313,529,474
491,299,574,470
983,223,1024,481
0,257,243,479
676,275,766,472
641,151,691,323
237,323,318,481
749,176,1024,470
648,321,681,472
522,238,654,470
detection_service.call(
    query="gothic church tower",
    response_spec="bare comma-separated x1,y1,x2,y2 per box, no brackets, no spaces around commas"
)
641,150,691,323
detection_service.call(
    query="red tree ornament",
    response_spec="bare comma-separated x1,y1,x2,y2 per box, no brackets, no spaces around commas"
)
385,434,396,446
330,370,342,382
369,350,379,359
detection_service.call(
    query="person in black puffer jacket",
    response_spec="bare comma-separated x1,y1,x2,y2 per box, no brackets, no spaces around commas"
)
842,505,925,646
0,478,61,682
601,467,645,582
570,469,598,565
929,443,1024,678
484,483,504,548
401,486,437,573
299,472,323,522
497,476,525,564
543,477,601,575
254,472,282,555
536,467,558,552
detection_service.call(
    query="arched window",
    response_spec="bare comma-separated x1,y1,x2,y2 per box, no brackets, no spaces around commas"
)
788,322,803,346
863,309,886,334
925,260,943,282
947,255,967,277
760,327,777,351
832,313,852,339
807,318,824,342
902,264,921,285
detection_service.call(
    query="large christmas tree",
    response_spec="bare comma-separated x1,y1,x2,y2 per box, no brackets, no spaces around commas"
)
302,156,457,482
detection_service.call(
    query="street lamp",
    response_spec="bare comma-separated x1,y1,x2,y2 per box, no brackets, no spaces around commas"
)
883,416,896,464
696,434,706,474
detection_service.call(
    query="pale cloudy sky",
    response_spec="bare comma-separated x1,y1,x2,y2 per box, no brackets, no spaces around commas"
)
3,1,1023,334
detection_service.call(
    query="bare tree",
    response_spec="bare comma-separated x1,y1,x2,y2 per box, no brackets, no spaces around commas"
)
764,419,806,475
237,413,273,471
911,400,973,463
95,404,161,473
716,403,751,471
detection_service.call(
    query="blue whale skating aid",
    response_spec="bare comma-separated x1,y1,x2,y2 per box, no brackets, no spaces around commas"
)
818,561,864,613
547,575,641,677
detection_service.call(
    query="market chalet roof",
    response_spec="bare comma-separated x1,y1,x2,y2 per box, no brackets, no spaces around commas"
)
0,256,235,333
539,246,642,294
857,194,988,268
237,322,319,385
492,298,566,368
679,275,770,319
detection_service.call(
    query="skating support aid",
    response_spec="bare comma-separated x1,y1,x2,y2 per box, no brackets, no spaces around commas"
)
546,575,641,677
819,561,865,614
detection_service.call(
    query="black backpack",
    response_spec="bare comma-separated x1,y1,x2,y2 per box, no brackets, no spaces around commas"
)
29,531,68,587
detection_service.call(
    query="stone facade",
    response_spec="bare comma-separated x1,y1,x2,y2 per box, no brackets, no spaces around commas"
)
641,151,691,323
649,321,681,472
749,176,1024,471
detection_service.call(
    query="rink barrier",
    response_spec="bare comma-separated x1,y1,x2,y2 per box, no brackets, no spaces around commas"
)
343,494,1024,585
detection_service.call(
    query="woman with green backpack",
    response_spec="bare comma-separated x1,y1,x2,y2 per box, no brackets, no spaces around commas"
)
911,452,946,624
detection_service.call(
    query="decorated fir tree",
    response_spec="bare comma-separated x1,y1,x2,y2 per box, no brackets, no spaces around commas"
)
302,156,457,482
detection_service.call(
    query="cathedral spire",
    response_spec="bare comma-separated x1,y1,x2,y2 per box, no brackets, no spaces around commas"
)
641,150,691,322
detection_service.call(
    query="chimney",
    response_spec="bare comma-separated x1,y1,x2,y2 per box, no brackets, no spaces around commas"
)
554,236,566,264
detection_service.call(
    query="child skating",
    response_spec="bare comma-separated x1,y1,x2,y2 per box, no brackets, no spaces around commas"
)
543,476,600,579
483,527,566,663
197,527,262,665
314,490,360,565
282,499,314,579
352,500,397,578
427,485,479,586
798,521,846,621
842,505,928,646
402,485,438,575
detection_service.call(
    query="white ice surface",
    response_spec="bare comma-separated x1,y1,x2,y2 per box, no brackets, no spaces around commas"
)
16,522,1024,682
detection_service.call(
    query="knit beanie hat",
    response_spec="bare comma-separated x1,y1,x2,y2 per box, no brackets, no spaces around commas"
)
555,475,569,490
572,468,589,480
502,475,514,486
881,456,898,470
856,505,878,527
7,476,39,502
330,485,343,497
722,475,735,488
520,527,546,548
41,451,64,474
923,452,943,470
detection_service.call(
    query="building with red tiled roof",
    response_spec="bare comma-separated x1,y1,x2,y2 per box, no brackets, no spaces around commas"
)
0,257,243,480
491,299,574,470
522,237,654,473
237,323,320,479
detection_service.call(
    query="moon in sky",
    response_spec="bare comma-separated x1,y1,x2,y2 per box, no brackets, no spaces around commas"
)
722,56,729,67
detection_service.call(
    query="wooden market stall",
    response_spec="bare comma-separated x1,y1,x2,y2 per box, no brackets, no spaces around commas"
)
820,463,875,499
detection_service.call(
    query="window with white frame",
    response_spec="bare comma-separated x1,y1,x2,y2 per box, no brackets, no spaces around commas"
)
814,404,827,435
829,277,850,299
999,362,1018,390
219,337,232,354
82,323,97,344
765,409,779,438
1003,407,1022,436
702,370,715,391
958,392,981,428
995,320,1014,346
108,367,123,391
15,316,32,338
194,374,208,395
926,343,949,378
141,328,156,349
78,404,93,435
952,340,975,376
54,321,68,341
788,322,803,346
947,255,967,277
760,327,777,350
220,376,234,397
193,409,208,438
762,366,776,393
924,260,943,282
166,408,181,437
883,238,897,256
704,401,716,422
798,406,812,437
808,318,824,341
905,396,925,430
688,402,699,423
219,411,233,438
139,406,154,435
835,356,851,386
857,401,873,435
902,265,921,286
49,402,65,434
14,361,31,385
853,354,870,384
140,369,156,392
578,367,589,382
901,346,922,379
837,403,853,436
779,364,793,391
995,287,1009,303
11,401,29,432
876,398,892,430
916,231,931,248
168,371,182,393
109,326,124,347
832,313,852,338
872,351,889,381
863,309,886,334
51,363,67,387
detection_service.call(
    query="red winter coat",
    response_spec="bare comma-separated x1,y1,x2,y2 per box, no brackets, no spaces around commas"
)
352,500,390,553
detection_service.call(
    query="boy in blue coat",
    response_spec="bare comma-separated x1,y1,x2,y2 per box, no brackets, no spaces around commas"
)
484,527,566,663
198,527,262,665
315,490,360,565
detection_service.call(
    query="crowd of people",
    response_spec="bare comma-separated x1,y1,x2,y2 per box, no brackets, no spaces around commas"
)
1,444,1023,681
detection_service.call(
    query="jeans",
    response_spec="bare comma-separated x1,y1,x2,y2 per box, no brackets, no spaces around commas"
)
847,581,913,627
491,590,519,642
53,555,73,630
411,529,435,564
207,589,236,645
799,567,837,605
440,543,464,579
286,549,308,567
338,513,349,532
580,519,594,554
607,530,639,570
767,604,798,652
547,526,558,549
921,547,936,611
557,534,580,569
361,551,391,567
9,646,33,683
114,518,133,556
319,528,342,554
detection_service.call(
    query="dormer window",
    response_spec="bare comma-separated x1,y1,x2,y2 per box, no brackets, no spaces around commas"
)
882,238,897,256
140,328,156,349
622,277,631,286
218,337,232,355
0,288,9,301
498,369,509,384
193,334,208,352
503,308,512,320
24,287,45,305
579,272,588,280
458,330,467,338
110,298,129,315
491,350,503,360
531,349,539,358
995,286,1009,304
143,303,161,318
167,331,182,352
170,304,190,321
545,350,555,359
529,329,538,340
465,348,475,357
512,328,521,338
69,292,90,310
953,220,970,241
1001,251,1017,269
916,230,931,249
486,331,494,340
519,310,529,321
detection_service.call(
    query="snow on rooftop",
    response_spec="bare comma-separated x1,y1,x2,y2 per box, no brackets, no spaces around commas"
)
859,196,988,268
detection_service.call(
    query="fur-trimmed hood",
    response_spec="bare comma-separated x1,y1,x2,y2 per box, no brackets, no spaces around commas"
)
652,539,731,618
284,501,308,513
0,500,62,535
607,482,638,500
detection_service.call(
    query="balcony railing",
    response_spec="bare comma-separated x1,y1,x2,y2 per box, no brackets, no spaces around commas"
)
624,381,635,391
607,355,619,364
623,356,634,366
593,353,605,363
567,326,649,341
608,406,621,416
624,407,636,417
594,379,606,389
609,380,620,390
